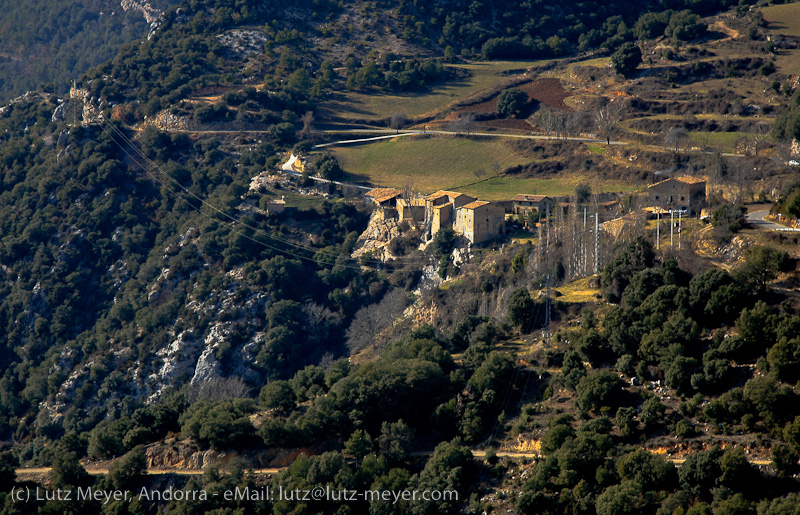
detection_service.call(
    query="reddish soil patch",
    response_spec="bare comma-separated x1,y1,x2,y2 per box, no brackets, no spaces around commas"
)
517,78,571,110
455,78,572,115
456,97,498,114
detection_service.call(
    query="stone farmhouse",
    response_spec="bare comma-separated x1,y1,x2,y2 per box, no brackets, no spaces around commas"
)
366,188,506,244
511,194,555,216
647,176,707,216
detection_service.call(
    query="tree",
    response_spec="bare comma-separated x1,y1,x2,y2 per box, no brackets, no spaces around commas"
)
345,429,374,460
346,289,408,354
506,288,534,330
259,381,296,414
576,371,624,415
313,153,343,181
611,42,642,76
772,443,799,478
378,420,415,462
390,112,408,133
664,126,689,151
618,448,677,491
51,451,94,489
667,10,707,42
735,246,790,294
596,481,643,515
633,11,670,41
575,183,592,203
639,396,667,428
414,440,475,514
595,101,627,144
450,113,475,135
497,87,528,118
0,451,18,492
678,446,723,500
601,236,655,303
562,351,587,391
106,446,148,491
616,407,638,437
537,106,576,139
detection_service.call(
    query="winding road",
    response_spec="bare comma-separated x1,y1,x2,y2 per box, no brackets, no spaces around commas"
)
746,210,800,232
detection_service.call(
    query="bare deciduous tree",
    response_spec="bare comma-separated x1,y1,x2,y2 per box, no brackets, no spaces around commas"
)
187,376,252,403
472,168,486,180
753,121,771,157
450,113,475,135
726,158,755,204
664,127,689,152
345,289,408,354
390,112,408,133
403,176,414,200
595,100,627,144
299,111,315,140
537,107,575,139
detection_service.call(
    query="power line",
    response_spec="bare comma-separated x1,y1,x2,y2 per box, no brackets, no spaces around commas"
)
98,118,429,270
97,119,369,270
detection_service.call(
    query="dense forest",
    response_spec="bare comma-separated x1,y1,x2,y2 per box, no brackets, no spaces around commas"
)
0,0,182,102
0,0,799,513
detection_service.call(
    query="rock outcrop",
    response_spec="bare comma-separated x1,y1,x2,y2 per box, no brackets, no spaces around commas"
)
351,210,401,261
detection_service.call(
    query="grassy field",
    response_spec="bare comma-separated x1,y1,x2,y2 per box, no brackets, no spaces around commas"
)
687,131,747,152
331,135,642,197
320,60,548,121
330,136,534,192
763,2,800,37
762,2,800,73
552,275,601,304
459,176,639,200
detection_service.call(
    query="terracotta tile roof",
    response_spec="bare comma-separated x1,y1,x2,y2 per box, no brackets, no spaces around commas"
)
366,188,403,203
512,194,551,202
649,176,706,188
461,201,491,210
425,190,472,201
366,188,403,201
676,175,706,184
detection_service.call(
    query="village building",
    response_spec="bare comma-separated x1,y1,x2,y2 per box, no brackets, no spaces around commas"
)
396,198,426,224
647,176,707,216
425,190,477,235
366,188,403,208
366,188,403,219
264,197,286,215
454,201,506,244
511,194,555,216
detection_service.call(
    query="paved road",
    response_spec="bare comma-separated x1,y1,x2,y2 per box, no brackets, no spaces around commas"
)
278,154,372,191
15,448,772,479
315,128,629,147
747,210,800,232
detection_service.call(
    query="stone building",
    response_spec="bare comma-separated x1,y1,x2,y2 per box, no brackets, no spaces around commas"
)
511,194,555,216
647,176,706,216
454,201,506,244
366,188,403,219
425,190,476,235
396,198,426,224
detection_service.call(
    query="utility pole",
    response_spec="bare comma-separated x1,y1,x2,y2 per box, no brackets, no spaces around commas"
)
594,212,599,274
545,275,551,348
678,209,682,250
656,210,660,250
670,209,674,248
583,207,588,275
